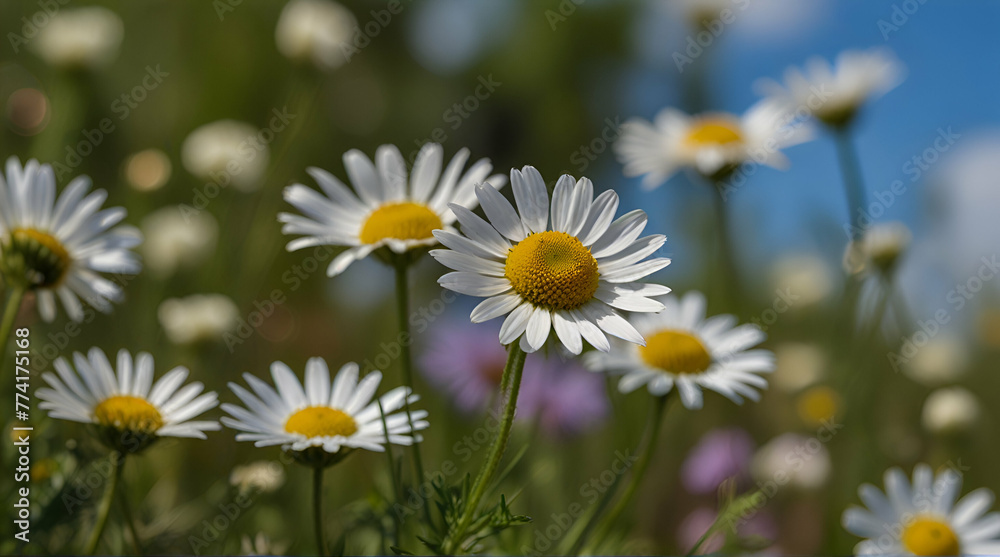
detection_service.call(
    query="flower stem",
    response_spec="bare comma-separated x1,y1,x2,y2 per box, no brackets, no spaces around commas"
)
84,451,123,555
833,126,867,240
710,182,743,313
115,473,143,555
584,392,671,554
443,342,527,554
313,465,328,556
0,286,25,374
393,261,429,521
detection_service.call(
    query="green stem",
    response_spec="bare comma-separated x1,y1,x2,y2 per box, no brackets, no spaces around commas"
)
83,452,123,555
443,343,527,554
710,183,742,313
377,399,403,550
313,465,328,556
115,472,143,556
833,126,867,240
393,262,429,520
0,287,25,373
583,393,670,553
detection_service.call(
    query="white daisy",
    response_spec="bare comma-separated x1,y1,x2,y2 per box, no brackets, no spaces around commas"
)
584,291,773,409
843,464,1000,556
0,157,142,322
430,166,671,355
614,100,812,189
756,47,905,128
275,0,356,71
37,348,220,450
221,358,428,456
279,142,505,277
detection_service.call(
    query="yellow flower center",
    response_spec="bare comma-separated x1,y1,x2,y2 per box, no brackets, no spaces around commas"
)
93,396,164,433
796,386,839,426
640,330,713,374
902,517,961,556
284,406,358,438
359,202,442,245
3,227,72,287
504,231,600,311
685,118,744,147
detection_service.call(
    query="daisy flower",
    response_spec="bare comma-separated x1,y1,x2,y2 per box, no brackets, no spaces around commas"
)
0,158,141,322
756,47,905,128
37,348,220,451
614,100,812,189
430,166,671,355
584,291,773,409
843,464,1000,556
279,143,505,277
221,358,428,464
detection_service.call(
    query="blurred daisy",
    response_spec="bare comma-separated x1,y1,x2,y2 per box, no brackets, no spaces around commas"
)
757,48,905,128
230,461,286,494
751,433,831,490
420,320,608,437
276,0,356,71
221,358,427,463
0,157,142,322
431,166,671,354
141,206,218,277
32,7,123,70
847,221,912,275
843,464,1000,555
769,254,835,309
241,532,289,556
585,291,773,409
772,342,826,393
158,294,239,345
280,143,505,277
614,100,812,188
181,120,269,192
922,387,980,436
900,337,968,387
37,348,220,451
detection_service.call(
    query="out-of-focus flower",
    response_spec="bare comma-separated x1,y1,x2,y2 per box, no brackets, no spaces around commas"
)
757,48,905,128
922,387,979,435
230,461,286,494
795,385,839,427
899,336,968,387
851,221,912,275
32,7,123,70
678,505,777,554
681,428,754,494
586,291,773,410
843,464,1000,555
614,100,812,188
241,532,289,556
420,320,608,438
6,88,50,136
37,348,220,453
222,359,427,466
772,342,825,393
281,143,504,277
276,0,356,71
124,149,172,192
432,166,670,354
181,120,269,192
751,433,831,490
140,206,218,277
0,157,142,322
158,294,239,345
769,254,834,309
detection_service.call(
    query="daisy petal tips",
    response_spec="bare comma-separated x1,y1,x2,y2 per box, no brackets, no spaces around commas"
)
221,358,428,459
278,143,506,277
430,166,671,355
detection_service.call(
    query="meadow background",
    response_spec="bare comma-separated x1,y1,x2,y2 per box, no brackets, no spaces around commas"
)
2,0,999,555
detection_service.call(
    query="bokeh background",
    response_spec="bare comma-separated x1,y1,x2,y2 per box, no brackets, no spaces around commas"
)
2,0,999,554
